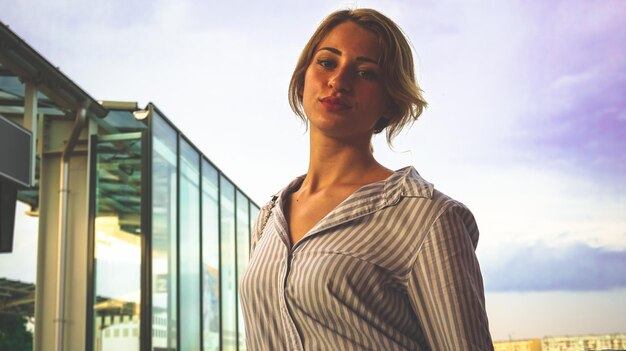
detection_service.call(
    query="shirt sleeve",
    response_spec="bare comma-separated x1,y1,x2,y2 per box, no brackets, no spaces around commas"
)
407,203,493,350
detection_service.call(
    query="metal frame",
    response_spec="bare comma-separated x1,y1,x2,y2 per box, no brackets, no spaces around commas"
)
198,151,205,351
85,134,97,351
233,185,239,351
175,128,181,351
140,128,152,351
217,173,224,351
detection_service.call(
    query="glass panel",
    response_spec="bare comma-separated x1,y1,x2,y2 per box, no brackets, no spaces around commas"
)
0,75,65,116
201,161,219,351
235,192,250,351
152,113,178,350
219,176,236,351
0,201,37,350
93,133,142,351
179,139,200,351
100,110,148,134
249,205,260,237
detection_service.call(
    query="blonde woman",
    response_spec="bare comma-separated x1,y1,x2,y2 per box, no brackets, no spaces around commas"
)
241,8,493,351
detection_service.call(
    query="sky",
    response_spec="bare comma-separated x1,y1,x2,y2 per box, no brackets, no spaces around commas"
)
1,0,625,341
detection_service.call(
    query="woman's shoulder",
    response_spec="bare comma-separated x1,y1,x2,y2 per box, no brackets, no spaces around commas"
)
399,166,470,206
390,166,476,228
400,185,475,229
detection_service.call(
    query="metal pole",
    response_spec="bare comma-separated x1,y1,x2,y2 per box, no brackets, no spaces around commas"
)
54,103,88,351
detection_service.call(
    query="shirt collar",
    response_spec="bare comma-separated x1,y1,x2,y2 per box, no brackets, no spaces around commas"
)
383,166,434,205
271,166,433,208
266,166,434,246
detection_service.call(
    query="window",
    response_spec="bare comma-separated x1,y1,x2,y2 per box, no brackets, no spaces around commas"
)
179,138,201,351
92,132,142,351
151,113,178,350
202,161,220,351
220,176,236,350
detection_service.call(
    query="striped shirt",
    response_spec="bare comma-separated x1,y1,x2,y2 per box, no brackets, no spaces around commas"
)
240,166,493,350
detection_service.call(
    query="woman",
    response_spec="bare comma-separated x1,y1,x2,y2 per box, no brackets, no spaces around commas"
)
241,8,493,351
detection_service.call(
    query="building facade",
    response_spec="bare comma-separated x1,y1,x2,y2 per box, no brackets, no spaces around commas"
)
494,338,542,351
0,21,258,351
542,334,626,351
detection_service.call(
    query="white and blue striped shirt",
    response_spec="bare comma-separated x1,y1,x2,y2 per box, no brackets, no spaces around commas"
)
241,166,493,350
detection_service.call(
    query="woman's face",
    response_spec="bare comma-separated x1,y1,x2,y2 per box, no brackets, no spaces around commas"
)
302,21,390,142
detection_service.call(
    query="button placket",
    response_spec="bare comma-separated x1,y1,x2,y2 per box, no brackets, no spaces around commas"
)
278,248,304,350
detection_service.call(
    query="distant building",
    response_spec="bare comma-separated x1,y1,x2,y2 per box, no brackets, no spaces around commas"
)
543,333,626,351
494,338,542,351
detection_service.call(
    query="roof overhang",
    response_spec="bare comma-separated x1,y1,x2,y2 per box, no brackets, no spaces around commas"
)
0,21,107,118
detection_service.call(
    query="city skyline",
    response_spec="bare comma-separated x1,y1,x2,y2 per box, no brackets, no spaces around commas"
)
1,0,625,341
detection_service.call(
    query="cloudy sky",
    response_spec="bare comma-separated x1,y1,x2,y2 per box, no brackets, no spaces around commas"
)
1,0,625,341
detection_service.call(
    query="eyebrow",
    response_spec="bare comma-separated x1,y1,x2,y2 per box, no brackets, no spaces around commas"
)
317,47,379,65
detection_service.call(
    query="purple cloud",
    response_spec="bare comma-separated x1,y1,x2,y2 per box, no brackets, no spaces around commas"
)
482,242,626,292
515,1,626,181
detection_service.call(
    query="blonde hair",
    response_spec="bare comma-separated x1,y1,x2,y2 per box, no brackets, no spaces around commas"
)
288,8,427,144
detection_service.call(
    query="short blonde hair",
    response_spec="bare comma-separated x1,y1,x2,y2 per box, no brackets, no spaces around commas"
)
288,8,427,144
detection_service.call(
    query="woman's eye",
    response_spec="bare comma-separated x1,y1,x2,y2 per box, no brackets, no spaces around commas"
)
316,59,335,69
357,70,378,80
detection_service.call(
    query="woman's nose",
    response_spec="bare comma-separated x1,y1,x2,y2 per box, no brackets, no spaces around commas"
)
328,68,351,93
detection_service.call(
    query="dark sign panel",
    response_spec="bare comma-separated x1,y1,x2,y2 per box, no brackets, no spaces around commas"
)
0,181,17,253
0,115,32,188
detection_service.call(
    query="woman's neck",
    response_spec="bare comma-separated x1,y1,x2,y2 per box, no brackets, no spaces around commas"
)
302,130,392,193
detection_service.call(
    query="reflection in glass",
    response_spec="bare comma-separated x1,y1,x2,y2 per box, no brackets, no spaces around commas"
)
220,176,236,351
89,109,258,350
93,133,142,351
152,113,178,350
0,201,38,349
235,191,250,351
202,161,220,351
179,139,201,351
249,206,260,237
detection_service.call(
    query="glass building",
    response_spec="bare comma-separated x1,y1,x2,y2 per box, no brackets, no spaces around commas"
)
0,21,258,351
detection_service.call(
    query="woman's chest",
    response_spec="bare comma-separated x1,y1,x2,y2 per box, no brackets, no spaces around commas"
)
286,186,361,244
245,213,428,302
241,224,426,341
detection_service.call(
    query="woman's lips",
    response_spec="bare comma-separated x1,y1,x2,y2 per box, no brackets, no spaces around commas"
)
320,96,351,111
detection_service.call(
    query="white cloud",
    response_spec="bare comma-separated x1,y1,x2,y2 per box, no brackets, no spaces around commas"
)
467,164,626,252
